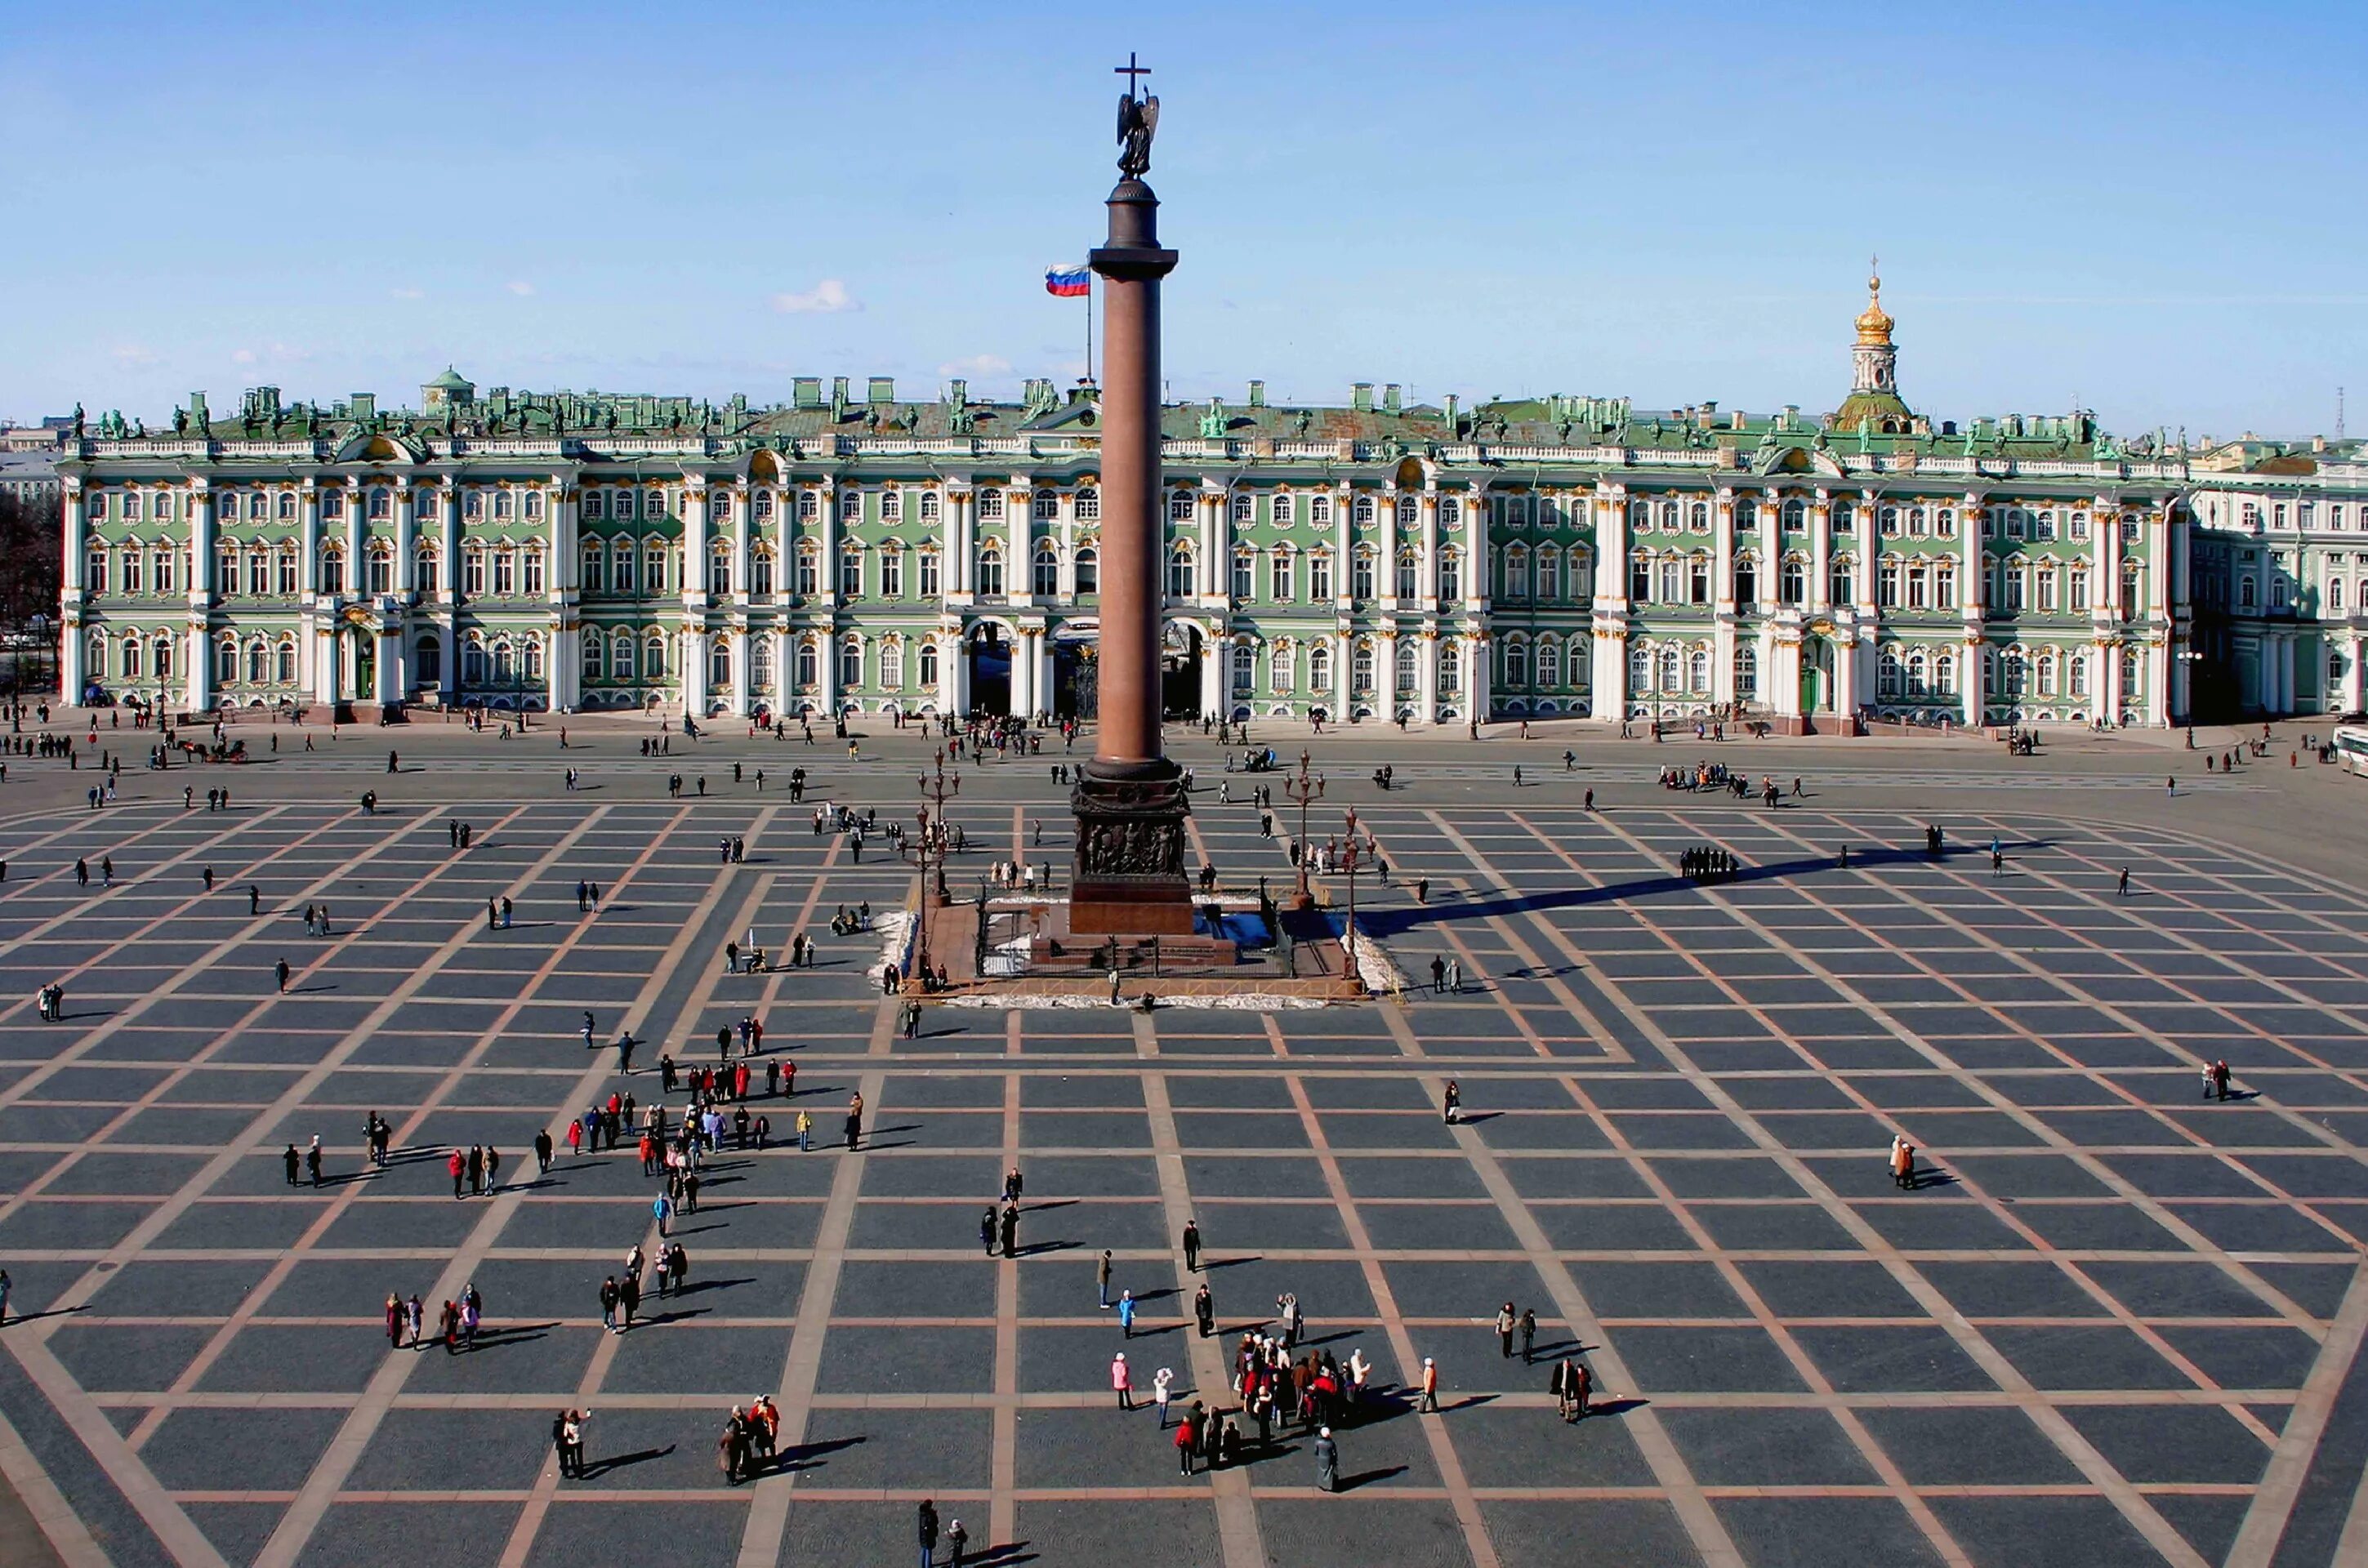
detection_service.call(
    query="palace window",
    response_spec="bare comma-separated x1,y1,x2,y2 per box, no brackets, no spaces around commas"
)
918,639,940,688
881,489,901,521
1351,548,1375,599
462,547,484,595
1309,552,1332,601
1879,562,1900,608
1660,559,1681,604
707,543,730,596
1167,543,1197,598
881,548,903,598
1830,558,1853,605
583,492,607,521
1353,495,1376,526
322,491,343,520
839,636,862,691
1351,643,1375,695
2037,562,2059,612
796,544,818,597
882,639,905,690
1438,643,1460,701
919,549,941,598
2071,511,2090,541
613,542,636,595
494,549,518,597
1171,492,1196,523
1937,559,1957,607
644,633,666,677
1234,550,1255,601
751,547,775,597
157,547,178,596
1779,557,1805,604
752,492,774,523
796,491,818,521
524,548,545,596
1629,550,1651,603
841,491,863,520
1688,555,1710,604
1309,494,1331,526
1309,642,1331,693
1233,492,1254,525
709,637,730,690
1438,548,1462,603
368,546,393,595
582,541,606,595
920,491,941,522
582,630,605,682
1625,644,1646,692
1908,507,1929,538
1880,506,1901,537
1035,543,1060,598
1734,644,1758,698
1938,508,1957,538
120,547,143,596
1035,491,1059,521
840,544,863,597
2069,564,2089,608
977,546,1005,597
1274,493,1295,525
320,546,346,596
1536,639,1562,688
1396,551,1418,600
1074,546,1099,595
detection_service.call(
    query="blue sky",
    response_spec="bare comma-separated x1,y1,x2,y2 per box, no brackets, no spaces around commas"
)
2,1,2361,439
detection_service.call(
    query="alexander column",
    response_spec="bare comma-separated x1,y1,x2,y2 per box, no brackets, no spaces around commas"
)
1070,56,1194,938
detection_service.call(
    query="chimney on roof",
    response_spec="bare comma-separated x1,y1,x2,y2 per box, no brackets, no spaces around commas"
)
1445,393,1459,430
831,376,850,412
2314,434,2328,452
1351,382,1374,412
1383,384,1402,414
1247,380,1265,408
793,377,822,409
867,376,894,405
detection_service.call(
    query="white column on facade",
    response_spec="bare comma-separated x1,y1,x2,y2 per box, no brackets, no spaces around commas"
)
727,628,750,717
685,480,711,608
1332,630,1351,718
1377,485,1399,610
1417,630,1438,723
1832,631,1859,722
1713,490,1737,607
2096,500,2118,617
1420,491,1441,608
395,489,417,595
436,485,457,605
2099,638,2122,722
1808,496,1832,612
1013,627,1039,719
680,627,707,715
2281,633,2297,716
58,481,87,700
374,629,403,706
2347,635,2366,715
1961,634,1986,727
1200,491,1222,610
1465,488,1490,612
1334,486,1353,611
944,490,967,597
1058,489,1077,599
934,630,957,716
314,626,338,707
1757,494,1780,612
731,484,751,604
344,479,364,601
1198,628,1220,722
186,481,216,713
1376,628,1398,722
809,630,832,717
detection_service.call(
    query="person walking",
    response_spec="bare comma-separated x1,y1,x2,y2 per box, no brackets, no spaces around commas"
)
1443,1080,1461,1124
1417,1356,1440,1412
305,1135,323,1187
1117,1288,1137,1339
1153,1365,1175,1428
999,1203,1019,1258
1097,1249,1113,1308
448,1147,465,1198
1181,1218,1201,1272
943,1518,966,1568
386,1293,404,1350
1112,1352,1134,1410
274,957,291,994
1314,1426,1338,1493
916,1499,939,1568
653,1192,673,1237
2117,866,2131,898
1194,1283,1215,1339
1518,1307,1537,1364
285,1144,301,1186
1175,1410,1197,1476
845,1098,863,1152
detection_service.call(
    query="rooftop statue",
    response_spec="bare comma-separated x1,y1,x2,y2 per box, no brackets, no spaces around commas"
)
1115,54,1157,177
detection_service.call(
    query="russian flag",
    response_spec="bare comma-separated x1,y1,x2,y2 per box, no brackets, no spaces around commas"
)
1044,264,1091,298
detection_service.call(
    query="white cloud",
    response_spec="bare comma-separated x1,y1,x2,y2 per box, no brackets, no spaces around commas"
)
506,280,536,296
230,341,310,367
232,349,256,364
391,286,426,300
110,344,158,367
770,278,858,314
938,354,1012,379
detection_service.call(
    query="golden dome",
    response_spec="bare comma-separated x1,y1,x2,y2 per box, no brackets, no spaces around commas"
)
1854,263,1894,346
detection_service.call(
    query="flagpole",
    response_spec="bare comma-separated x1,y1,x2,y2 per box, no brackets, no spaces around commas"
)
1086,273,1095,385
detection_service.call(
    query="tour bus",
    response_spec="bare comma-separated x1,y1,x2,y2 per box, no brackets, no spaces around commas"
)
2333,726,2368,776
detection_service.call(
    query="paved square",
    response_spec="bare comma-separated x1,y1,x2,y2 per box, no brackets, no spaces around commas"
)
0,723,2364,1567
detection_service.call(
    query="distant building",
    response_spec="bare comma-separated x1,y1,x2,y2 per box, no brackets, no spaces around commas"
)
48,285,2359,723
0,443,60,506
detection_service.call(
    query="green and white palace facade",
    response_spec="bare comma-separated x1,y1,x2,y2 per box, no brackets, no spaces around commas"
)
54,280,2368,729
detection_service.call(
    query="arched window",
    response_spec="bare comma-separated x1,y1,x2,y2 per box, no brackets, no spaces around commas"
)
492,491,514,521
1906,649,1928,697
1659,645,1681,693
417,634,442,686
1779,557,1805,604
1275,492,1296,525
1353,495,1376,526
524,492,545,523
750,635,774,689
1395,639,1418,693
976,546,1005,597
1166,543,1196,598
582,629,605,682
918,639,940,688
751,546,776,597
613,630,636,680
121,635,143,679
1273,640,1298,692
2331,578,2347,613
1734,644,1759,698
1309,641,1332,692
1536,639,1563,688
644,632,667,678
2036,648,2058,697
243,638,265,684
215,633,237,684
152,635,172,679
1396,550,1419,600
1626,644,1648,692
796,543,819,598
1936,651,1956,694
795,636,817,689
2070,651,2089,697
1438,548,1461,603
1234,548,1255,601
1688,648,1710,693
1829,555,1853,606
1233,492,1255,525
1880,648,1903,697
707,542,731,596
838,637,862,691
1035,490,1060,521
1074,546,1099,595
838,544,863,598
882,638,906,690
1438,642,1460,702
368,544,393,595
920,492,941,522
1350,547,1376,599
1734,554,1758,605
1033,543,1059,597
708,636,731,690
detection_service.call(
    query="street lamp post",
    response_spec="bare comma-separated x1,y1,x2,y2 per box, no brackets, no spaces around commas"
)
910,748,960,994
1282,748,1325,910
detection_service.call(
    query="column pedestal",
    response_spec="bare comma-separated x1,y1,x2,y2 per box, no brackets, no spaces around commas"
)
1069,757,1196,937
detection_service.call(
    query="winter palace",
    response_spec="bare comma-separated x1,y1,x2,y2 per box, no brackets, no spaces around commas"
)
52,276,2368,729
